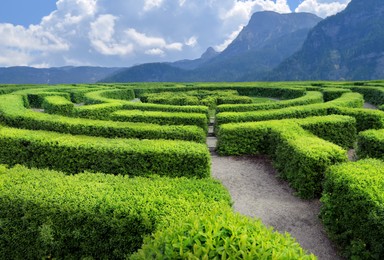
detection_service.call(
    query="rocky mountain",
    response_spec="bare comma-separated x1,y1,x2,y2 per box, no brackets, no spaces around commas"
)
101,11,322,82
268,0,384,80
0,66,121,84
171,47,220,70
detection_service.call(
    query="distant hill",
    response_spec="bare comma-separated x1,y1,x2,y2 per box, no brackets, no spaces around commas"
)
101,11,322,82
0,66,121,84
268,0,384,80
170,47,220,70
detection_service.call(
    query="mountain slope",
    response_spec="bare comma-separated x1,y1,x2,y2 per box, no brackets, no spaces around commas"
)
101,11,322,82
0,66,121,84
171,47,220,70
269,0,384,80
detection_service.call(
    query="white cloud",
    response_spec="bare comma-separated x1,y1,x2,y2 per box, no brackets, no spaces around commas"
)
0,0,350,67
89,15,134,56
295,0,351,18
145,48,165,56
185,36,198,47
215,26,243,51
221,0,291,21
143,0,164,12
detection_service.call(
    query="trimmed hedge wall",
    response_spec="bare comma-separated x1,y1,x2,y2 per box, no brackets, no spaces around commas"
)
141,90,252,108
131,208,316,259
0,95,206,143
216,104,329,126
134,85,306,100
0,165,230,259
351,86,384,106
321,88,351,102
100,88,135,100
328,107,384,132
321,159,384,259
215,92,364,127
295,115,356,149
42,95,74,115
357,129,384,159
217,116,349,198
0,126,211,178
111,110,208,132
77,89,209,119
27,92,71,108
216,91,324,113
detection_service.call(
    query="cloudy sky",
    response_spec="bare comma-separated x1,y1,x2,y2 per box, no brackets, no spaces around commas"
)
0,0,351,68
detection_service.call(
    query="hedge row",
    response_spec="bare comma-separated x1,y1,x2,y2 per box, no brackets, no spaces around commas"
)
295,115,357,149
357,129,384,160
111,110,208,132
0,165,229,259
82,89,135,104
141,90,252,108
42,95,74,115
215,93,364,127
0,95,206,143
134,85,306,100
329,107,384,132
216,103,329,126
216,91,323,113
0,126,210,177
321,87,352,102
217,116,350,198
27,92,71,108
351,86,384,107
76,89,209,119
132,208,315,259
321,159,384,259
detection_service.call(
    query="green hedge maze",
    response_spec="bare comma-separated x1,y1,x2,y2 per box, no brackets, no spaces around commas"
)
1,81,384,259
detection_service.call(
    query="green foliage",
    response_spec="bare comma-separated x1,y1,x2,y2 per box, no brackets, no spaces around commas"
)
131,208,316,260
0,126,211,177
297,115,357,149
142,92,200,106
100,88,135,100
216,103,329,126
216,95,253,105
141,90,252,108
0,165,231,259
321,87,351,102
28,92,71,108
351,86,384,106
134,85,305,100
215,92,364,126
357,129,384,159
321,159,384,259
42,95,74,116
0,95,206,143
217,116,349,198
326,92,364,108
216,91,324,113
111,110,208,132
329,107,384,132
76,89,209,119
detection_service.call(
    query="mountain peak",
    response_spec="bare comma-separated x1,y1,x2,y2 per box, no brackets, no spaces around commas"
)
201,47,219,60
269,0,384,80
220,11,322,58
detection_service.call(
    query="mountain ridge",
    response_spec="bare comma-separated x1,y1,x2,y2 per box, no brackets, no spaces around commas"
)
101,11,322,82
268,0,384,80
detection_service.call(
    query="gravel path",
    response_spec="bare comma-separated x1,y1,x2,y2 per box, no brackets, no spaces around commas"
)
207,117,341,259
364,102,378,110
210,154,341,259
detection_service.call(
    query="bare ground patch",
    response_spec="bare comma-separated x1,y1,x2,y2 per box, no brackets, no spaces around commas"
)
211,154,342,260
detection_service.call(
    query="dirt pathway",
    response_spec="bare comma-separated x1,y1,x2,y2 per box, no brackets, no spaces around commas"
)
207,118,341,259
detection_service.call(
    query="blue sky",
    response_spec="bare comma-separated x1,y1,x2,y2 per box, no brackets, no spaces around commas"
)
0,0,351,67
